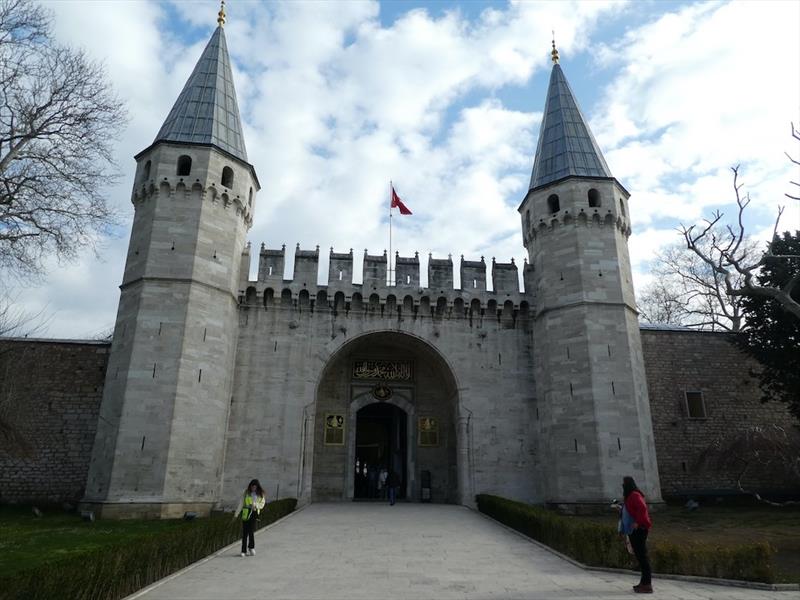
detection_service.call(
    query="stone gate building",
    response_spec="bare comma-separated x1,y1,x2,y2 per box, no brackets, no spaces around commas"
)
2,11,795,516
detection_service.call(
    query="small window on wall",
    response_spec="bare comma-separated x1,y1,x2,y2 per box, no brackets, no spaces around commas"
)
221,166,234,188
177,155,192,176
418,416,439,447
547,194,560,214
588,188,601,207
324,413,345,445
685,391,706,419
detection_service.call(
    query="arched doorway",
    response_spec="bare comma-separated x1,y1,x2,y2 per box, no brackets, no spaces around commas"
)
312,331,459,503
354,403,406,500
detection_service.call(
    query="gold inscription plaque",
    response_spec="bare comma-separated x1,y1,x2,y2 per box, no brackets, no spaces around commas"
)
352,360,413,381
418,416,439,447
324,413,345,446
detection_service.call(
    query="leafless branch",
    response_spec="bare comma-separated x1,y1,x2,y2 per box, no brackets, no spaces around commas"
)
679,164,800,321
0,0,127,281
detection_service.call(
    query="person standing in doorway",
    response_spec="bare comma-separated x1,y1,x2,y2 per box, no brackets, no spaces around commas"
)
387,469,400,506
623,476,653,593
378,466,388,499
234,479,266,557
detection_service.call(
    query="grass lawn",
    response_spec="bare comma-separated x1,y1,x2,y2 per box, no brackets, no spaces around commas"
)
570,502,800,583
0,505,198,579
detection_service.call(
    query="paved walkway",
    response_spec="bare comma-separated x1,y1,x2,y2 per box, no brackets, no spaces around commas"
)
129,503,796,600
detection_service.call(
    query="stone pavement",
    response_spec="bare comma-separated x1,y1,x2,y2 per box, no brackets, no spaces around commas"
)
128,503,797,600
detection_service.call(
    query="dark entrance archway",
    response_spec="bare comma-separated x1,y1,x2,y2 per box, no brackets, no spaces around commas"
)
312,331,460,503
354,403,407,500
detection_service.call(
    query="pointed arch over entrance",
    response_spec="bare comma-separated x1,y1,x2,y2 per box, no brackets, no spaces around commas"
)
312,331,459,503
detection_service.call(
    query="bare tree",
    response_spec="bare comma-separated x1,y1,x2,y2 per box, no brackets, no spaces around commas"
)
0,0,127,280
637,278,691,327
638,238,757,331
694,424,800,506
0,288,46,337
679,127,800,321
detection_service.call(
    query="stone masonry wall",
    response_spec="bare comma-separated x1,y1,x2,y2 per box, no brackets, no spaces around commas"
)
2,326,797,507
641,327,799,497
0,339,109,503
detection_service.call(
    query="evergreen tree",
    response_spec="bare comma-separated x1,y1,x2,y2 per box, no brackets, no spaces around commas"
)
737,231,800,421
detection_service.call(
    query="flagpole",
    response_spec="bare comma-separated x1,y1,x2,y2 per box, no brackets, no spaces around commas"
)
389,180,393,286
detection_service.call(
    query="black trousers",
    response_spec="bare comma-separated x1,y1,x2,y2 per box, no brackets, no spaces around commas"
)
241,516,256,552
629,528,651,585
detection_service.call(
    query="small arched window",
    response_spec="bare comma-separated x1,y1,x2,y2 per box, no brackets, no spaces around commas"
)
525,210,530,231
619,197,626,217
248,187,253,206
588,188,601,208
221,166,234,188
177,155,192,176
143,160,151,182
547,194,560,214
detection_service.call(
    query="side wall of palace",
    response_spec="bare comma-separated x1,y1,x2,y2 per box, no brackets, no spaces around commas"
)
0,339,110,504
1,325,798,505
641,327,798,497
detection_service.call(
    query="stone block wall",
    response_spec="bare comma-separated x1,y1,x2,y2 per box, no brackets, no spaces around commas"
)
641,326,799,497
0,339,109,503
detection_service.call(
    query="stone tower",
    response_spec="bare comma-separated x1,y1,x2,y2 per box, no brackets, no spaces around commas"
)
519,46,661,508
82,9,259,518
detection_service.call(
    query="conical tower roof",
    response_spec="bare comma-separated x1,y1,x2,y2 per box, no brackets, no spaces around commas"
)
529,63,611,191
153,25,248,162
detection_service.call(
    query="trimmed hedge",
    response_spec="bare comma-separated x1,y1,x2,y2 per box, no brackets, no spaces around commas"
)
0,498,297,600
476,494,775,583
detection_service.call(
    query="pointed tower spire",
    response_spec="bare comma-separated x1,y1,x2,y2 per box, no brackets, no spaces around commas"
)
153,10,247,162
529,49,611,191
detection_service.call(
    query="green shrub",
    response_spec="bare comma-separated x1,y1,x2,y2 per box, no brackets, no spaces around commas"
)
476,494,775,583
0,498,297,600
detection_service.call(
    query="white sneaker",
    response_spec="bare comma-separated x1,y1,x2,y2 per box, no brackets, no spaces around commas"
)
248,549,256,556
240,552,246,557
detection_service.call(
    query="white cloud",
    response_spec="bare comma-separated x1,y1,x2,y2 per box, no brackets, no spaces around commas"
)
593,0,800,296
9,0,798,336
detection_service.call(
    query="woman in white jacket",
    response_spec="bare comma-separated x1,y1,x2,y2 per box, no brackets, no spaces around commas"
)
233,479,266,557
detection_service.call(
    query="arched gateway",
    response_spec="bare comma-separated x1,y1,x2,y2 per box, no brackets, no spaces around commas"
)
311,332,459,503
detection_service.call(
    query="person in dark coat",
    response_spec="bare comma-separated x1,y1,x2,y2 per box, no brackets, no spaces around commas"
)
623,476,653,594
387,470,400,505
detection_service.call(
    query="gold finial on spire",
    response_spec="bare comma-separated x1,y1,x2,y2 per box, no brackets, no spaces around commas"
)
217,0,226,27
551,31,559,64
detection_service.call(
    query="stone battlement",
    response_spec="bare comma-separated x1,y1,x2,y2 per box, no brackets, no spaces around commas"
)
523,206,631,244
131,178,254,228
240,243,535,314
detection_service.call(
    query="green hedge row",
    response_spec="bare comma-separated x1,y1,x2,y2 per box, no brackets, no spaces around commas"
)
476,494,775,583
0,498,297,600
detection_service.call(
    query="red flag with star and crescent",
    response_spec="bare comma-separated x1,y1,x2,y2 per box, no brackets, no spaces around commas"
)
390,185,412,215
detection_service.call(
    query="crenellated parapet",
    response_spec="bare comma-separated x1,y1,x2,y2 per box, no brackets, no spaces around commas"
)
523,206,631,244
130,177,254,227
239,244,536,323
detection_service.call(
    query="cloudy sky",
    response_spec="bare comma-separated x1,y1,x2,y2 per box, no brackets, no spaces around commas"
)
10,0,800,338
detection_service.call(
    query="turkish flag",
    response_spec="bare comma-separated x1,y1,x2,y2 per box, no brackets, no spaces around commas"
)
390,186,412,215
